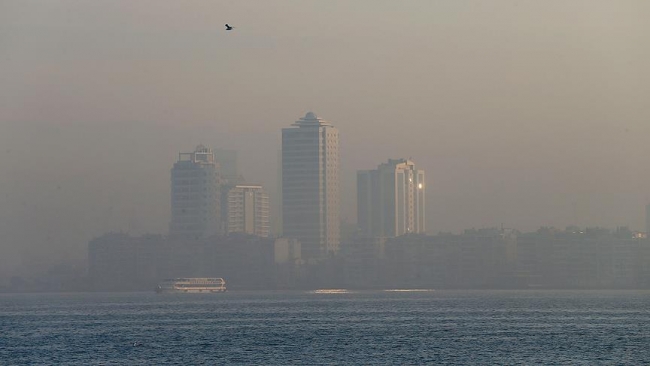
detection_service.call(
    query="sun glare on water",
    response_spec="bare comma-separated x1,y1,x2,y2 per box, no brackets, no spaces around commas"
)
308,289,351,294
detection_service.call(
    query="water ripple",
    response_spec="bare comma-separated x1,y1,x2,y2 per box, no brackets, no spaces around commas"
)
1,290,649,364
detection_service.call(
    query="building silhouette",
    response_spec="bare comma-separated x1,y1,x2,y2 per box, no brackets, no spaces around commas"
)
88,233,163,291
169,145,221,239
282,112,340,260
88,233,303,291
357,158,425,238
213,148,241,185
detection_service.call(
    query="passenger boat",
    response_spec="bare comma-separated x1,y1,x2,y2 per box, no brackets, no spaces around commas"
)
155,278,227,293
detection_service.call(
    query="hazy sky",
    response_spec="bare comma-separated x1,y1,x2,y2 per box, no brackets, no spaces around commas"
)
1,1,649,276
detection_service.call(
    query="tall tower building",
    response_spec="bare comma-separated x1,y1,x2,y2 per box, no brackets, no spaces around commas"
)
273,148,283,237
357,159,425,238
282,112,340,259
222,184,270,237
213,149,241,185
169,145,221,239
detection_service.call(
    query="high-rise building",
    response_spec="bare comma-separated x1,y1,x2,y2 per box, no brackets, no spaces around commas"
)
282,112,340,259
213,148,241,185
357,158,425,238
169,145,221,239
222,184,270,237
272,148,283,237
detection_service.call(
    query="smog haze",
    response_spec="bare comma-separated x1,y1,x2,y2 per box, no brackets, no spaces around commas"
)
1,0,649,276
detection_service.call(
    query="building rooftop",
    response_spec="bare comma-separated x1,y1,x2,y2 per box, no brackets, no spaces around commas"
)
291,111,332,127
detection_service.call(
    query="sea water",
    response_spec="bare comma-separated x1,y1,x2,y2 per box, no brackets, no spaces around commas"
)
2,290,649,364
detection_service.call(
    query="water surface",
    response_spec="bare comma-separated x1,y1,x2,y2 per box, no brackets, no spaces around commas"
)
2,290,649,364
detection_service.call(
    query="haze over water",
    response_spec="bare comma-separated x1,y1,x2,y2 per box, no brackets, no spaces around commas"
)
2,1,650,277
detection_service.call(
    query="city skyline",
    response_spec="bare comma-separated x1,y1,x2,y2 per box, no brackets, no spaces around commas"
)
4,2,650,364
2,1,649,276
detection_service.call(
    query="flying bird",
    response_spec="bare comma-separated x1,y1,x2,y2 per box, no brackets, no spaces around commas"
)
225,24,234,31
